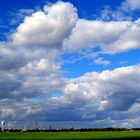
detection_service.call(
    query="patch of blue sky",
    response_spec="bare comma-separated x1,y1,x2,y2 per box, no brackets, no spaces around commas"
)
61,53,105,78
62,49,140,78
51,92,63,98
62,0,123,19
103,49,140,68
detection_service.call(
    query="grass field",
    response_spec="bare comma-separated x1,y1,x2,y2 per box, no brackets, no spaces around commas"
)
0,131,140,140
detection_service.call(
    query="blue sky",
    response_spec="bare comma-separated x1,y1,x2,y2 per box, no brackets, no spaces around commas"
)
62,49,140,78
0,0,140,129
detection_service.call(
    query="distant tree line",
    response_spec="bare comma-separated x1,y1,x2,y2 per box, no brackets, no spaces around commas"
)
1,127,140,132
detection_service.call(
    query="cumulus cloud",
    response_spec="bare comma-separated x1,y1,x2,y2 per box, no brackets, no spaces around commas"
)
65,19,140,54
0,1,77,100
0,1,75,121
60,64,140,121
1,50,140,127
10,63,140,123
12,1,78,47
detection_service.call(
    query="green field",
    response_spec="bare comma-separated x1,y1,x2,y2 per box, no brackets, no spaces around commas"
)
0,131,140,140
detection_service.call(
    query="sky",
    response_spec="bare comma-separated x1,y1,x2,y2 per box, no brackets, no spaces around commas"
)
0,0,140,129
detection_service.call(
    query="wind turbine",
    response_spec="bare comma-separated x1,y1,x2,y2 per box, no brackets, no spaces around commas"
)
1,121,5,132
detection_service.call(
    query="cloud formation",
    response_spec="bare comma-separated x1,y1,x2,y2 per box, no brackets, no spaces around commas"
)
12,1,78,47
99,0,140,21
122,0,140,11
94,57,111,66
1,63,140,126
65,19,140,54
0,0,140,128
59,64,140,122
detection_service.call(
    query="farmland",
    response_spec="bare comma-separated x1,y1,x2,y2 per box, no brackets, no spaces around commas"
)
0,131,140,139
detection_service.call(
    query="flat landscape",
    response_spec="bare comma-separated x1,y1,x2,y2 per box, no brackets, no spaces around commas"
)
0,131,140,140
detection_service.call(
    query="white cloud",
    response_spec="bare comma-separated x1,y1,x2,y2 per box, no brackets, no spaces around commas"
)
19,59,60,75
65,19,130,51
122,0,140,11
19,59,65,96
94,57,111,66
12,1,78,47
61,64,140,118
65,19,140,54
0,2,77,106
98,100,108,111
99,0,140,21
99,5,132,21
